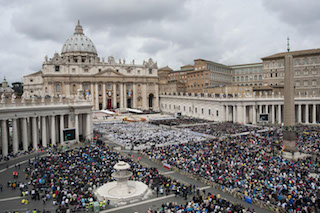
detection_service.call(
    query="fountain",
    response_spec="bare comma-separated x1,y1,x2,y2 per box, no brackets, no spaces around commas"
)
95,161,149,204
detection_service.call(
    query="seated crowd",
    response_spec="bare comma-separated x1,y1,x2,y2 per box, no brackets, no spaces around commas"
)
181,122,263,137
142,132,320,212
94,123,205,149
149,118,209,126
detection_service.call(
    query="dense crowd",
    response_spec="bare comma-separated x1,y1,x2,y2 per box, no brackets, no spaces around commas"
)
155,192,256,213
94,122,205,149
143,132,320,212
15,142,194,212
181,122,263,137
296,125,320,155
149,118,209,126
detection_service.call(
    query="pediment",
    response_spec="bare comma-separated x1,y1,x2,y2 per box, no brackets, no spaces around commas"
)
94,68,124,76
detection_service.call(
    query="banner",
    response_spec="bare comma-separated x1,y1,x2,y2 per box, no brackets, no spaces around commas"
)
163,163,171,170
244,196,252,204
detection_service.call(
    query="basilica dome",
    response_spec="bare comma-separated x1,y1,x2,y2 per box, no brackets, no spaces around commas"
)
61,20,97,55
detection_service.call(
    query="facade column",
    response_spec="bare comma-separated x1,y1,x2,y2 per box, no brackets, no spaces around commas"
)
271,104,275,124
75,114,79,142
154,83,159,111
41,116,47,148
21,118,28,151
142,83,147,109
278,105,281,124
298,104,302,123
120,83,124,109
123,83,127,109
60,115,64,144
90,83,94,107
132,83,137,109
305,104,309,124
51,115,56,146
12,118,19,154
95,83,99,110
102,83,106,110
113,84,117,109
65,82,71,96
32,117,38,150
313,104,316,124
259,105,262,114
252,105,257,124
1,120,8,156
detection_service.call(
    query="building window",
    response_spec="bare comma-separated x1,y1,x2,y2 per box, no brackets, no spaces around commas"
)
195,108,197,113
216,110,219,117
296,81,300,87
149,84,153,90
184,106,186,111
98,85,101,91
312,80,317,86
30,79,33,82
55,66,60,72
84,68,88,72
72,68,76,73
208,109,211,115
137,70,140,74
56,84,61,92
99,69,101,72
149,68,152,74
84,83,89,90
201,108,204,114
304,81,308,87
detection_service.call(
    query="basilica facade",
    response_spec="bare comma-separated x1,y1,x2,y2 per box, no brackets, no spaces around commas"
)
23,21,159,111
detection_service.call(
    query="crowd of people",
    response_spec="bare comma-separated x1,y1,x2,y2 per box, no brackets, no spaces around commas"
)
14,142,195,212
142,132,320,212
181,122,263,137
295,125,320,155
94,122,205,149
149,118,209,126
155,192,256,213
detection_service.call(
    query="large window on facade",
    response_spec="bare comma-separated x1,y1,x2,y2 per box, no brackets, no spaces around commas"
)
56,84,61,92
55,66,60,72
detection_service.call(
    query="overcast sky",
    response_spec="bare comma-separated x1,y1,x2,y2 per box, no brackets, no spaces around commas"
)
1,0,320,83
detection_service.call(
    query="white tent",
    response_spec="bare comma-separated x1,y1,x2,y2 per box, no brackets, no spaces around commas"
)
127,108,143,114
100,109,116,115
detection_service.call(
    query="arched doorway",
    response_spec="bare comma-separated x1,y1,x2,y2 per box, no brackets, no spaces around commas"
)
148,94,154,108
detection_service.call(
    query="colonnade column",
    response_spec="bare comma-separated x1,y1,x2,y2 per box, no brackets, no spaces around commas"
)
102,83,106,110
32,117,38,150
313,104,316,124
225,105,229,122
51,115,56,146
41,116,47,148
298,104,302,123
60,115,64,144
95,83,99,110
21,118,28,151
75,114,79,142
113,84,117,109
86,113,92,141
12,118,18,154
278,105,281,124
252,105,257,124
1,120,8,156
271,105,275,124
305,104,309,124
233,105,236,123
